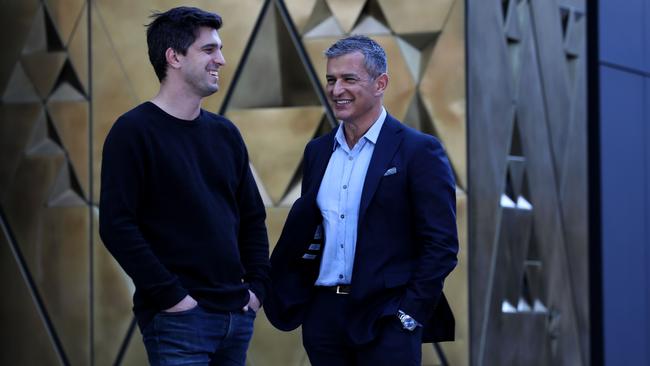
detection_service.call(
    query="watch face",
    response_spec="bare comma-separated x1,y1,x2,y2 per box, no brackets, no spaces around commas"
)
403,318,416,330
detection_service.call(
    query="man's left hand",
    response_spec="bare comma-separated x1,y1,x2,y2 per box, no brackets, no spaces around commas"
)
242,289,261,312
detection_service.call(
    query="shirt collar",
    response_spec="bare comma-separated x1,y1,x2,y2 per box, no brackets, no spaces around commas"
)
333,107,387,151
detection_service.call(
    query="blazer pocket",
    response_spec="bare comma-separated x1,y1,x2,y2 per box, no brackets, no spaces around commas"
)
384,270,411,289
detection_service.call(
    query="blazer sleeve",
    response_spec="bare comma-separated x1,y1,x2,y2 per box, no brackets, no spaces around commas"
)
400,136,459,323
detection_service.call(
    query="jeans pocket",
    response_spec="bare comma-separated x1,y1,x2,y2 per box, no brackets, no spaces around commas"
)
158,304,200,317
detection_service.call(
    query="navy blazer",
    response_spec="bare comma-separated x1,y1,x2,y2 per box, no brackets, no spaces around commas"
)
266,115,459,344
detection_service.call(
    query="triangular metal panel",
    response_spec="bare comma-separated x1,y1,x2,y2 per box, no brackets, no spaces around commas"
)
513,12,585,364
467,0,518,358
2,63,40,103
284,0,319,34
25,110,64,157
227,4,284,108
0,229,62,365
396,37,421,82
43,0,85,45
325,0,366,33
350,15,391,35
92,208,138,365
0,104,43,198
419,1,465,187
304,16,345,38
507,157,526,198
66,5,88,92
504,0,522,42
22,5,47,54
378,0,453,34
529,0,573,188
46,99,89,196
227,107,323,205
50,60,87,100
47,163,85,207
20,51,67,100
49,82,86,102
38,205,91,365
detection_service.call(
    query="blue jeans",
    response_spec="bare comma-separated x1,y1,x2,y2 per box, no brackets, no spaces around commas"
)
142,305,256,365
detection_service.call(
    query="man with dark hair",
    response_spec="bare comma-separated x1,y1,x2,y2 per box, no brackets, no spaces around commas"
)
99,6,270,365
266,35,458,365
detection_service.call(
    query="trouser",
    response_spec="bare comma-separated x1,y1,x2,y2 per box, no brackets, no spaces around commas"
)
142,305,256,366
302,288,423,366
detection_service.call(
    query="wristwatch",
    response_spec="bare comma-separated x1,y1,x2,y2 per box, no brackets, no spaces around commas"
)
397,310,418,331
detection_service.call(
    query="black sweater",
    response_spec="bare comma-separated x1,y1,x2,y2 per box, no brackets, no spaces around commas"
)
99,102,270,329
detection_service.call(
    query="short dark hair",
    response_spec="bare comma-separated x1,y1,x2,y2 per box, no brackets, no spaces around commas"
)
324,35,387,79
146,6,223,82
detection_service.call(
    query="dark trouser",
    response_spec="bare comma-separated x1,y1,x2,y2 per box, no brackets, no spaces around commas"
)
141,305,256,366
302,288,422,366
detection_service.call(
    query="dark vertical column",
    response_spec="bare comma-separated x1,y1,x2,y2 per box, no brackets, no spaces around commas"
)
598,0,650,365
87,0,94,364
586,1,602,365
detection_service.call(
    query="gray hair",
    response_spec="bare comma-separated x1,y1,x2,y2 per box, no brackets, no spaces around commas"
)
324,35,387,79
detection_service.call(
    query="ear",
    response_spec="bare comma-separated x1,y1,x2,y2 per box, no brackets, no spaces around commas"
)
165,47,182,70
374,73,388,96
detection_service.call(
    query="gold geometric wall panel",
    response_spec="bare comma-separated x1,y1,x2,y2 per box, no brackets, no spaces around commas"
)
0,0,40,96
377,0,454,34
2,64,41,103
46,100,89,196
43,0,86,45
120,332,149,366
39,206,90,366
0,105,42,197
0,0,466,364
93,208,135,366
67,4,88,91
228,107,323,205
326,0,366,32
249,207,310,365
419,0,466,188
0,228,61,365
1,0,92,364
284,0,318,33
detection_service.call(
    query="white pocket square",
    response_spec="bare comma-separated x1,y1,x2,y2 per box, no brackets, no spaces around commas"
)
384,167,397,176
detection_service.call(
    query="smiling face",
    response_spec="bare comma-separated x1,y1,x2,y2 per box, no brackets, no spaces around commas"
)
325,52,385,125
177,26,226,97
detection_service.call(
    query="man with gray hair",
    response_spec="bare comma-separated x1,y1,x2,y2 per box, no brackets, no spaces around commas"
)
266,35,459,365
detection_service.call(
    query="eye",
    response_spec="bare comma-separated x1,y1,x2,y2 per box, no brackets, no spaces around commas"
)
202,45,219,54
326,78,335,85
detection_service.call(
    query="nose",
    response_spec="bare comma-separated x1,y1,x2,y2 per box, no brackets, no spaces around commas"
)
214,50,226,67
331,80,344,96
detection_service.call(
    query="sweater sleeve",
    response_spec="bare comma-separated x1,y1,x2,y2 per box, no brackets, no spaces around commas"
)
98,119,187,310
234,132,271,304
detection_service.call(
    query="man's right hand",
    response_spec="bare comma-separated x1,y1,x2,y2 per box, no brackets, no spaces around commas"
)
163,294,197,313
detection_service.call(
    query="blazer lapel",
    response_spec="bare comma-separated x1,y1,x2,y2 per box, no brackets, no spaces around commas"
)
305,129,336,197
359,115,403,225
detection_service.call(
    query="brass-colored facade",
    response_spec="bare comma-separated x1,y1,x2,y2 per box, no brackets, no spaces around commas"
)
0,0,466,365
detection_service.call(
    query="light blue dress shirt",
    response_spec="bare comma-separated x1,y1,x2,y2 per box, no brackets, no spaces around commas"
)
315,108,387,286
